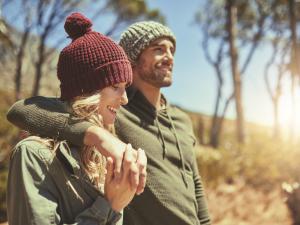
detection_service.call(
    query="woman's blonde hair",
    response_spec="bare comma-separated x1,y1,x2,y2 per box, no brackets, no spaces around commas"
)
70,92,108,189
28,91,111,191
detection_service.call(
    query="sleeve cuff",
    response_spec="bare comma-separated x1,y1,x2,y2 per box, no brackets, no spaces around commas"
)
91,196,122,224
63,118,93,147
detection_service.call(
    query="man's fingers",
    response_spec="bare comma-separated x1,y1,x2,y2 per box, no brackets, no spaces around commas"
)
113,146,127,183
136,172,146,195
105,157,114,184
136,148,147,168
130,163,139,190
113,156,122,183
136,148,147,195
122,143,133,181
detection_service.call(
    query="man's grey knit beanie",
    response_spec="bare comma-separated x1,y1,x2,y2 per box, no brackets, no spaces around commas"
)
119,21,176,62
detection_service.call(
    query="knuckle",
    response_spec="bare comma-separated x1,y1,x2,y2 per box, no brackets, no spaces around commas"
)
140,171,147,178
124,156,133,165
138,161,145,168
131,169,138,176
130,164,138,173
113,169,120,174
139,165,146,172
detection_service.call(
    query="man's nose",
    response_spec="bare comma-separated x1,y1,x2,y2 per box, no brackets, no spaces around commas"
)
164,48,174,63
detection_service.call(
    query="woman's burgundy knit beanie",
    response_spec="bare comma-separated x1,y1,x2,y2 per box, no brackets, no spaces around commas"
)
58,12,132,101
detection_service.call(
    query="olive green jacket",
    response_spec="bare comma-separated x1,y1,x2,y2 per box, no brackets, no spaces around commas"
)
7,137,121,225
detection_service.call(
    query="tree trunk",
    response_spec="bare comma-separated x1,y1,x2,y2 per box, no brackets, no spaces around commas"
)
32,36,46,96
210,117,222,148
226,0,245,143
288,0,298,142
210,81,223,148
273,99,280,139
15,29,30,100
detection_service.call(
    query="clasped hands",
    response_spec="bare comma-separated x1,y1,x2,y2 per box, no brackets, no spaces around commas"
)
84,126,147,212
105,143,147,212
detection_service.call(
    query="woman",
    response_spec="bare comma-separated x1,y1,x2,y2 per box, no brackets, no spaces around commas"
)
7,12,146,225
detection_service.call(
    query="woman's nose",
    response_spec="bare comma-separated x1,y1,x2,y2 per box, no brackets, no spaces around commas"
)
120,90,128,105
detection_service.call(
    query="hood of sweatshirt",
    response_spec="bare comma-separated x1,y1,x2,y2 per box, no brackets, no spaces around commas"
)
124,86,189,187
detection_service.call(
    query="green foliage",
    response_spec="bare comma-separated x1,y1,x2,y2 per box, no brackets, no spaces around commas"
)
108,0,164,23
0,163,8,222
196,0,258,40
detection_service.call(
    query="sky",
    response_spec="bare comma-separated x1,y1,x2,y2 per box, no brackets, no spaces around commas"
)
145,0,300,134
3,0,300,134
147,0,215,116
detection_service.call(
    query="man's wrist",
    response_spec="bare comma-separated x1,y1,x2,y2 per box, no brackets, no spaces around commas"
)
84,126,103,146
84,126,127,158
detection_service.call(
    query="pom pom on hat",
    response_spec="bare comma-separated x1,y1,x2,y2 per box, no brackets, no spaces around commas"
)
64,12,92,40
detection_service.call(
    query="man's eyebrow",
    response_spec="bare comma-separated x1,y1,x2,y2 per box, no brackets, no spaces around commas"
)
150,43,163,47
151,43,174,49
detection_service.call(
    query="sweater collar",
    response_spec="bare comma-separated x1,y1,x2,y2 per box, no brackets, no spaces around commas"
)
126,86,169,114
126,86,188,188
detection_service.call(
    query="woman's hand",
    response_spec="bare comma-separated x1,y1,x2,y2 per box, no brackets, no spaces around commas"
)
85,126,147,195
104,144,140,212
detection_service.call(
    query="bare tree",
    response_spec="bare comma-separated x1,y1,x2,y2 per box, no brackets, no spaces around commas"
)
196,0,274,146
14,0,33,100
100,0,164,37
195,2,227,147
287,0,299,141
1,0,164,97
32,0,82,96
26,0,163,96
264,35,289,139
226,0,245,143
0,0,14,54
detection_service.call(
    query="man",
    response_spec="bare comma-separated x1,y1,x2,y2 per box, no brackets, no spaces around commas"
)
7,21,211,225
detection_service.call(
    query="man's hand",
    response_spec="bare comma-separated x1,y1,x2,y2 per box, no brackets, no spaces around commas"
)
136,148,147,195
84,126,147,194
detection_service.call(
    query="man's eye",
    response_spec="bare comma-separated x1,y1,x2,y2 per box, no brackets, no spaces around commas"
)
154,48,163,53
171,48,175,55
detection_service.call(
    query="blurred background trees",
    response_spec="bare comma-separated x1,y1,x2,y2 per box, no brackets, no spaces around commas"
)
0,0,163,222
195,0,300,147
1,0,164,100
0,0,300,224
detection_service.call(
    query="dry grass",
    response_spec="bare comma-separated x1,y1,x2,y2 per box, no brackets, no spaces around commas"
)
206,180,292,225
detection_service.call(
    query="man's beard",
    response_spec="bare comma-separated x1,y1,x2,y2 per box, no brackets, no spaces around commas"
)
139,67,172,88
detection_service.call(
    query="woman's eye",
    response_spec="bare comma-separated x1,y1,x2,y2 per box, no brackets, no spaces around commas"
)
112,85,119,90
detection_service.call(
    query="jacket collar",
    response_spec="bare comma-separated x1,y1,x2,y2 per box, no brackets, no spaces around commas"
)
56,141,82,177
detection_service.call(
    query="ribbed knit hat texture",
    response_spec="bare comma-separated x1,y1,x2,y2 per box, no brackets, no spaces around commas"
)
119,21,176,62
58,12,132,101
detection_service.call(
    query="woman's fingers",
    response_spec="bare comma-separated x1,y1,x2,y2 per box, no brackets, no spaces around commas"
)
105,157,114,184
